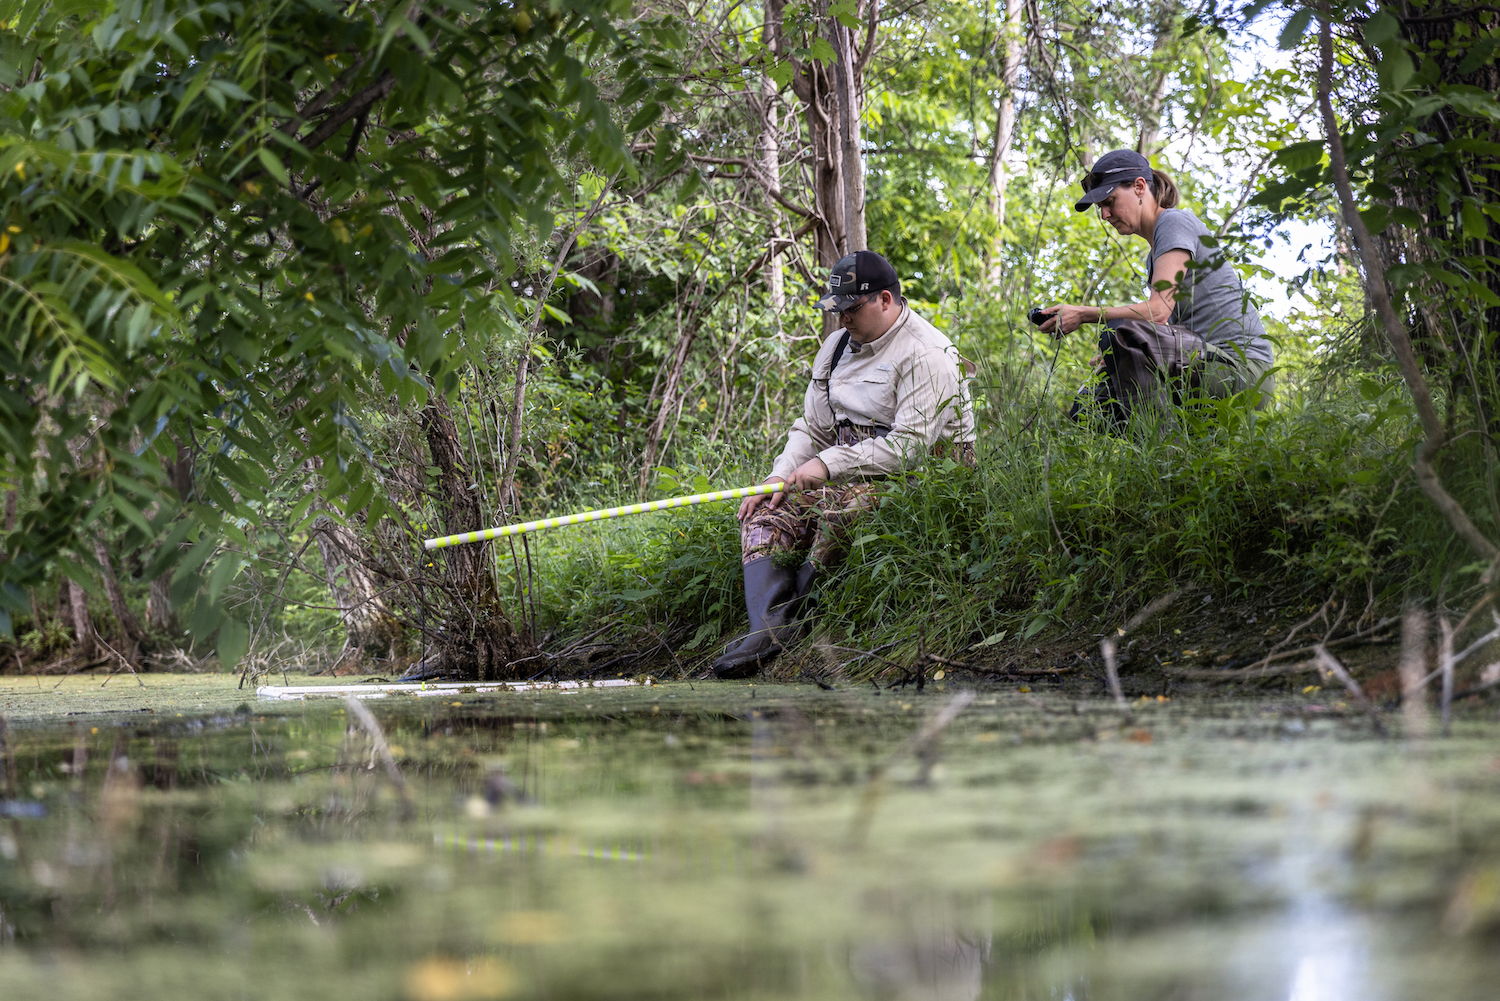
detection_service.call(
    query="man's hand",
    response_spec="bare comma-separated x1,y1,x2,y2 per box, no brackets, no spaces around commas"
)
778,457,829,501
737,476,785,521
736,458,830,521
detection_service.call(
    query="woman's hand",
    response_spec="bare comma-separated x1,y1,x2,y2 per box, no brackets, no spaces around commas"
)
1038,304,1103,337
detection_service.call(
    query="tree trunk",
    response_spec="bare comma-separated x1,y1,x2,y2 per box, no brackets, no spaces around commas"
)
145,437,193,635
986,0,1025,227
637,280,709,494
3,489,14,532
147,576,177,634
423,391,528,679
65,578,95,659
758,4,787,313
830,15,869,253
313,515,403,658
1135,2,1181,155
92,538,146,664
777,0,855,266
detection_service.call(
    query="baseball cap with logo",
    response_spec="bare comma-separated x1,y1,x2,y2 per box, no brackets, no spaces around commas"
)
814,250,901,312
1074,149,1154,212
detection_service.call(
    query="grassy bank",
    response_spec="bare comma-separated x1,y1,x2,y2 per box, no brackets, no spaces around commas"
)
512,377,1490,681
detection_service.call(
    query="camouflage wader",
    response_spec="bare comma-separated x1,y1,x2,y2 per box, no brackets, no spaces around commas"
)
740,423,975,568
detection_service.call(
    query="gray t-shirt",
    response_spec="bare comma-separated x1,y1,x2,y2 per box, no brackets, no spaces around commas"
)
1146,208,1273,367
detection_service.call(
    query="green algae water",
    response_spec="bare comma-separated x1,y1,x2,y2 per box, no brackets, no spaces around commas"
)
2,675,1500,1000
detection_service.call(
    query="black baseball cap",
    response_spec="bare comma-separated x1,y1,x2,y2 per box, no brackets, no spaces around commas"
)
814,250,900,312
1074,149,1153,212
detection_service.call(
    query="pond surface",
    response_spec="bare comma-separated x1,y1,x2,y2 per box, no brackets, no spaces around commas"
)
1,674,1499,1000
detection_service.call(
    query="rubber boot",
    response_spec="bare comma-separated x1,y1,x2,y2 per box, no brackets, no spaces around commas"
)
779,561,818,636
712,558,798,679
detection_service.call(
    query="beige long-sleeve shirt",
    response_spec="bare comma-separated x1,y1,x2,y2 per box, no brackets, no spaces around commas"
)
770,303,976,481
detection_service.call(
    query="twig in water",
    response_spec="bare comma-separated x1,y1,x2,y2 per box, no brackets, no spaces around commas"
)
1312,645,1387,737
1100,590,1181,709
1398,604,1431,739
341,697,414,819
1414,607,1500,695
849,690,976,846
1439,617,1456,737
94,630,145,688
820,643,911,676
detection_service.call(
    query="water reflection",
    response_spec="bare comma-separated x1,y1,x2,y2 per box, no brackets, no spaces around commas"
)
847,916,987,1001
0,687,1496,999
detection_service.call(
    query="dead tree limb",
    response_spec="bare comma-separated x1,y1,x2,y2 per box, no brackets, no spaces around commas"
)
1100,589,1180,708
1313,644,1387,737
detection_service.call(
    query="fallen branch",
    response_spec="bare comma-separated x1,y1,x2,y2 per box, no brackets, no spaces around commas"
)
1314,644,1387,737
819,642,910,677
1101,590,1181,709
1167,622,1398,680
1451,673,1500,701
919,652,1074,676
95,631,145,688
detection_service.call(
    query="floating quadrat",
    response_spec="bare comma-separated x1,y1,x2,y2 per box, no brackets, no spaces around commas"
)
256,678,648,701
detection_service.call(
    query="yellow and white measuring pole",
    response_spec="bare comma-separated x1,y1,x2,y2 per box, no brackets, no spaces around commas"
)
422,481,785,551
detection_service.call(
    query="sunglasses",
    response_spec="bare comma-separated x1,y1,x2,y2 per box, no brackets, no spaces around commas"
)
838,294,878,316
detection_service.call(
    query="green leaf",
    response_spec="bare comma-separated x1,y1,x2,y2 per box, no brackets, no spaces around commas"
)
1377,50,1414,94
1363,10,1400,47
1461,199,1489,241
256,147,289,185
1273,139,1324,173
1359,204,1391,234
1456,38,1500,76
205,555,243,604
626,101,661,133
1278,9,1313,50
677,168,701,205
681,621,719,650
217,617,249,670
830,0,860,30
1445,88,1500,122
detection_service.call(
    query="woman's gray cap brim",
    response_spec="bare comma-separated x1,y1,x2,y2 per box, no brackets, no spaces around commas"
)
1074,182,1122,212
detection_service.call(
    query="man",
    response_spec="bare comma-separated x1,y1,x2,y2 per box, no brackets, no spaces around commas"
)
711,250,976,679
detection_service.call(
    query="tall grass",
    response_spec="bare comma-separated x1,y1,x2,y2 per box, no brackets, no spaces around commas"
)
507,376,1484,676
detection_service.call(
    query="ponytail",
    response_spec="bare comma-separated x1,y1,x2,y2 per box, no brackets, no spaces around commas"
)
1151,169,1179,210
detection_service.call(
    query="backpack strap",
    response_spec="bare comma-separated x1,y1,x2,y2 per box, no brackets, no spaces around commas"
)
829,330,852,374
823,330,852,422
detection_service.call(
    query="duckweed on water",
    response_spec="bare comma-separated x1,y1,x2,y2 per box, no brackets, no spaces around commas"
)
1,678,1499,999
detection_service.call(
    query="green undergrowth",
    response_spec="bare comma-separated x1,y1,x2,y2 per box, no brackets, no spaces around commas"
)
514,379,1488,672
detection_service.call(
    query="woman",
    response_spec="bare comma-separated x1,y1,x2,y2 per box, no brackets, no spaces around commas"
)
1037,149,1274,425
